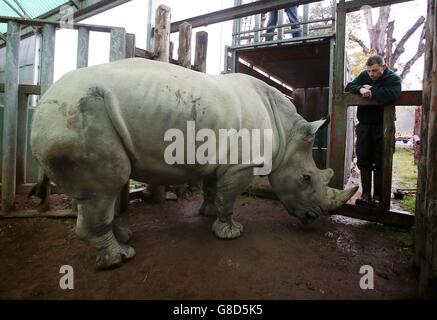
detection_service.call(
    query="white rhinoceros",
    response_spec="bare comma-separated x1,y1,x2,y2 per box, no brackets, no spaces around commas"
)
30,58,357,270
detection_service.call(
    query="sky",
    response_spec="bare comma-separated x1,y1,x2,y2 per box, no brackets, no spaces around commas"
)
53,0,427,90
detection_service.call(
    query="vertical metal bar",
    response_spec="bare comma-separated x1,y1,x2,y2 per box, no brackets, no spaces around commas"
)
146,0,157,52
77,26,89,68
110,27,126,62
277,9,284,40
125,33,136,58
330,1,347,189
303,4,310,36
232,0,242,46
254,14,261,43
223,45,229,73
40,24,56,96
16,93,28,187
380,105,396,210
2,21,21,211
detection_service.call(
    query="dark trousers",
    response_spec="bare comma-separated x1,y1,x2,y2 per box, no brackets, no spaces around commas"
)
266,6,302,41
356,123,383,171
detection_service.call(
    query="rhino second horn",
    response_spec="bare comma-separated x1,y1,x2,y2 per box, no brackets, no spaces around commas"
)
325,186,358,211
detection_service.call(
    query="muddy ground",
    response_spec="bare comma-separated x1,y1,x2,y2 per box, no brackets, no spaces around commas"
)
0,194,418,299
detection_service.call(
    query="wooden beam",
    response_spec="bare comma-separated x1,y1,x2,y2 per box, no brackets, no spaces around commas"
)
380,105,396,210
342,91,423,106
170,0,320,33
16,93,28,187
1,21,21,212
0,84,40,95
125,33,136,58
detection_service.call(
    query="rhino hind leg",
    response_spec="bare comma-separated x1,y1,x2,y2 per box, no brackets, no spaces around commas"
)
199,176,218,217
76,197,135,270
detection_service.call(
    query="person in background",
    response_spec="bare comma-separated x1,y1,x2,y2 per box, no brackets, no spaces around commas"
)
345,55,402,207
265,6,302,41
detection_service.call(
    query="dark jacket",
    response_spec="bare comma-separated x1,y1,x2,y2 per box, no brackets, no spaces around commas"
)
345,68,402,125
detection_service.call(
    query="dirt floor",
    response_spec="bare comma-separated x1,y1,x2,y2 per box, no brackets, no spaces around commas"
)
0,193,418,299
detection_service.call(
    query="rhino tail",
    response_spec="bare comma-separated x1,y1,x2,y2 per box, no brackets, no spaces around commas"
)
28,174,51,212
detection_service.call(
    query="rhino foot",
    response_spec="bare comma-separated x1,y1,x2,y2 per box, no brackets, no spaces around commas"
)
212,217,243,239
199,202,218,217
95,243,136,270
113,223,133,244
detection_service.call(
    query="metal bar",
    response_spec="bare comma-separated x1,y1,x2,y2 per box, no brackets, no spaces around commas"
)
326,38,335,169
40,24,56,95
232,17,334,36
303,4,310,36
232,0,242,46
277,9,284,41
0,84,41,95
229,33,334,50
110,27,126,62
16,93,28,187
2,21,21,211
146,0,157,52
254,14,261,43
343,0,416,13
125,33,136,58
77,26,90,68
170,0,321,33
0,16,118,33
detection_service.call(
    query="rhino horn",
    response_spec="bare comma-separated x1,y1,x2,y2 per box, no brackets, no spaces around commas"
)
325,186,358,211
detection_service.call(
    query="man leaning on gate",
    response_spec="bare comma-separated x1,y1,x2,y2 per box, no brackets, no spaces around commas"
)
345,55,402,207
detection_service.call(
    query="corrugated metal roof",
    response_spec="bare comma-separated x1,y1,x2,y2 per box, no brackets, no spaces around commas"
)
0,0,70,33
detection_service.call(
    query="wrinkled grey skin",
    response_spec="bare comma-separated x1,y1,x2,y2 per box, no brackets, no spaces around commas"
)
31,58,357,270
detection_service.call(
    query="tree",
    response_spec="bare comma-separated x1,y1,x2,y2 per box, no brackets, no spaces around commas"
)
348,5,426,80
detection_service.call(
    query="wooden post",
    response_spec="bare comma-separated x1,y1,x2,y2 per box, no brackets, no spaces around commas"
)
77,27,89,68
178,22,192,68
1,21,21,211
194,31,208,73
169,41,174,60
16,93,28,187
125,33,136,58
329,1,347,189
416,0,437,298
380,105,396,210
154,5,171,62
110,27,126,62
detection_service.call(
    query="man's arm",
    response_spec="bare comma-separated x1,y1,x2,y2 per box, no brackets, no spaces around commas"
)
345,72,367,93
370,77,402,104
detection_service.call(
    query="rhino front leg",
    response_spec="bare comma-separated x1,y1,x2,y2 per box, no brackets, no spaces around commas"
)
76,196,135,270
199,176,218,217
211,169,252,240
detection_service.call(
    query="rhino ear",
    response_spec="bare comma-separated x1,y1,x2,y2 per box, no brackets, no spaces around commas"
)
299,116,330,140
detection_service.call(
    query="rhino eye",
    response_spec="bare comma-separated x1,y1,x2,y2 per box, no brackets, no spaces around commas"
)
302,174,311,183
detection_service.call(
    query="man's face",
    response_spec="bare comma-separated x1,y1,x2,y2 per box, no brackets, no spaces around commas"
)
366,63,386,81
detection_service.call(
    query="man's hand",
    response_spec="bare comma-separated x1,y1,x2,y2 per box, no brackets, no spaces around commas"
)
359,87,372,99
362,84,372,89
